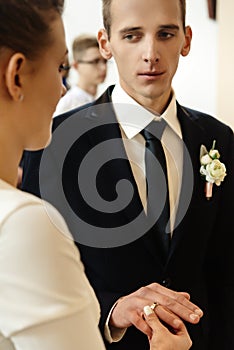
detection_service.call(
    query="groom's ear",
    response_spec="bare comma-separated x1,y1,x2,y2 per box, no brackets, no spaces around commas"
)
181,26,192,57
98,29,113,60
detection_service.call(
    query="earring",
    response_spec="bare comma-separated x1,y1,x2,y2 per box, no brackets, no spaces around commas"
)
19,94,24,102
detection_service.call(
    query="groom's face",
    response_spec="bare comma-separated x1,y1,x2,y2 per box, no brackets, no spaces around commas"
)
99,0,191,112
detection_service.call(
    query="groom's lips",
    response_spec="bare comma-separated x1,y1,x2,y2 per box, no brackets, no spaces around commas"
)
138,70,165,80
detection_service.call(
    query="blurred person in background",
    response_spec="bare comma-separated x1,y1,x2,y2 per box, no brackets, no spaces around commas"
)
54,34,107,116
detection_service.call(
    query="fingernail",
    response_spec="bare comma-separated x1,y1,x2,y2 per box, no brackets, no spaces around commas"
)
144,305,153,316
190,313,199,321
194,308,203,317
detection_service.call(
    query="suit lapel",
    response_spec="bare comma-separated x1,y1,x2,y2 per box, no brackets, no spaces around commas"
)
85,87,144,225
167,103,209,261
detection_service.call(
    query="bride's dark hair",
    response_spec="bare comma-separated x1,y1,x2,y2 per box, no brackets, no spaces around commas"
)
0,0,64,59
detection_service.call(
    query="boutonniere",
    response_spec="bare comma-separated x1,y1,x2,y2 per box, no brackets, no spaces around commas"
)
200,140,227,200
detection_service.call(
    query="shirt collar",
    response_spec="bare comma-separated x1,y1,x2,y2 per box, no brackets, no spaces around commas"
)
112,83,182,139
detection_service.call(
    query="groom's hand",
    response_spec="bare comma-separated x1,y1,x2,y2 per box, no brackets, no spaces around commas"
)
110,282,203,337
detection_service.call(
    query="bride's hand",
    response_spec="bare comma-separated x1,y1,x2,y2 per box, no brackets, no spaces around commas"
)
144,305,192,350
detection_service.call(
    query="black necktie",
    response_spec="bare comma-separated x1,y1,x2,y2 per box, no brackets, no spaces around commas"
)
141,120,171,258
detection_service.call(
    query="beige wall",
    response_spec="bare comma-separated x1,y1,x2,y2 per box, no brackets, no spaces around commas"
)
217,1,234,130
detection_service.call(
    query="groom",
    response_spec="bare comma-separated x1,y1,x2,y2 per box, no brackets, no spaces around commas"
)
22,0,234,349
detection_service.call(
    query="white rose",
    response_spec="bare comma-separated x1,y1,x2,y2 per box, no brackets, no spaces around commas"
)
206,159,226,185
200,165,215,183
200,154,212,165
209,149,220,159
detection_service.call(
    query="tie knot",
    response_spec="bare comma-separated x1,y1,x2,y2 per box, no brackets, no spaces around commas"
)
141,119,167,141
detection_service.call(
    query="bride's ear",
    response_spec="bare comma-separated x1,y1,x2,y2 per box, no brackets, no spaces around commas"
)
5,53,25,102
98,29,113,60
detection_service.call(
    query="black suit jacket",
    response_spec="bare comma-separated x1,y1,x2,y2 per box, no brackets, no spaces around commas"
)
22,86,234,350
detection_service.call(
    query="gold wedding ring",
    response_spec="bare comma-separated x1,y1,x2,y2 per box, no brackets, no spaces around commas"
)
150,302,159,311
